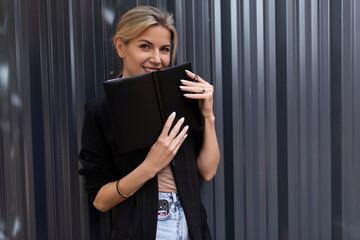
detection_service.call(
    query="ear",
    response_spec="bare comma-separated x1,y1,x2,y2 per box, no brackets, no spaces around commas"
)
114,37,124,58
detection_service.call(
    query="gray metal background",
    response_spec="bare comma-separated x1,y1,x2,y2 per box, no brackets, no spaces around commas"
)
0,0,359,239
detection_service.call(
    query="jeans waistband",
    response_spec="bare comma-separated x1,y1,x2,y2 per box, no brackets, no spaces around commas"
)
158,192,179,203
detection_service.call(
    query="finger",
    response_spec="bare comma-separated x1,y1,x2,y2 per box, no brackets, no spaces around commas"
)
168,116,185,139
181,85,213,96
180,79,208,87
184,70,207,83
159,112,176,138
172,125,189,149
180,85,210,94
183,93,212,99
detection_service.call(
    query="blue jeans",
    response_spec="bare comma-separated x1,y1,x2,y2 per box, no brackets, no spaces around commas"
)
156,192,189,240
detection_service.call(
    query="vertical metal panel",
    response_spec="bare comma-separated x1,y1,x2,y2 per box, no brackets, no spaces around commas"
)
319,1,332,239
330,0,343,239
310,1,320,240
243,0,254,237
216,0,360,240
219,0,235,239
354,1,360,239
341,1,360,239
342,0,352,238
274,0,290,238
265,1,279,240
210,0,226,239
1,0,360,239
231,0,245,239
255,1,267,239
286,0,301,239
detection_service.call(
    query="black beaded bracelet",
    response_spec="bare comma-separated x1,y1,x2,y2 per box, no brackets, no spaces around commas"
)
116,180,129,198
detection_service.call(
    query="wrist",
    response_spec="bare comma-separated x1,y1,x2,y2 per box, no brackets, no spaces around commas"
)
203,114,215,123
140,158,157,179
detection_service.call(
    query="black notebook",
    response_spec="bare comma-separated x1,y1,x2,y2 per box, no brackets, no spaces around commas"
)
103,62,203,154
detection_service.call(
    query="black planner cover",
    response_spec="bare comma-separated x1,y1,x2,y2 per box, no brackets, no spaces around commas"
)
103,62,202,154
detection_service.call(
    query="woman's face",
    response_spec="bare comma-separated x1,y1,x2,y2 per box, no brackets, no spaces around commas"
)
117,25,172,77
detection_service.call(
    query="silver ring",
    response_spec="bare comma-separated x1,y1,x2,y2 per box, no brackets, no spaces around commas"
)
194,74,199,82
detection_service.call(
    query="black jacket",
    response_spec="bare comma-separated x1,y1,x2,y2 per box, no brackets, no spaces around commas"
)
78,97,211,239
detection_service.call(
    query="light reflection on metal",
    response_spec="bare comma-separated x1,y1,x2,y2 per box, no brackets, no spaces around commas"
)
11,93,22,107
10,146,15,160
0,121,9,132
0,16,7,35
0,220,5,240
11,217,20,237
103,8,115,25
0,64,9,93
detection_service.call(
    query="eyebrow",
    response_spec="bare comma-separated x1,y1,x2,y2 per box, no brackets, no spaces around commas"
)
137,39,171,48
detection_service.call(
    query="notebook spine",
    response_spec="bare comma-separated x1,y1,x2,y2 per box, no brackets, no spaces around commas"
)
152,72,166,124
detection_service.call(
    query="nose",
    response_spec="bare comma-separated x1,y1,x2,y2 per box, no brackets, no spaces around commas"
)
150,50,161,64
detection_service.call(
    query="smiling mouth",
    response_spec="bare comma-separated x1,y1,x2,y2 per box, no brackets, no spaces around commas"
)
143,67,160,73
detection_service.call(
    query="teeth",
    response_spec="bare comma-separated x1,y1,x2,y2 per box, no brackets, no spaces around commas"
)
144,67,159,72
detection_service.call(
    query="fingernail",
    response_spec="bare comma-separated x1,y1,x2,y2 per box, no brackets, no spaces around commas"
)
179,86,185,89
180,117,185,122
185,70,191,73
184,125,189,130
184,134,188,139
171,111,176,116
183,94,188,97
180,79,186,82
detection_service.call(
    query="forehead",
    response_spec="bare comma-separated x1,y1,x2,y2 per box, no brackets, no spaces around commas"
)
134,25,171,44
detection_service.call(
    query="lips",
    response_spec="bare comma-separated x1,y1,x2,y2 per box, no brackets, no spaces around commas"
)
143,67,160,73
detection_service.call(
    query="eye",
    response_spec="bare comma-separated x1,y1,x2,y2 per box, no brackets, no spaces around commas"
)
140,44,150,50
161,47,170,53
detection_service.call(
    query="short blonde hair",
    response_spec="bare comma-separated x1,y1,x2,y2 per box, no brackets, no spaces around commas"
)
114,6,178,65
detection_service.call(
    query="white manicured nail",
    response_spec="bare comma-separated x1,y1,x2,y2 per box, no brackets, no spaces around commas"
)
184,125,189,130
184,134,188,139
179,86,185,89
185,70,191,73
171,112,176,117
179,117,185,122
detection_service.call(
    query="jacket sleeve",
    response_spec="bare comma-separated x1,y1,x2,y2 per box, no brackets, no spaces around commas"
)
78,100,119,202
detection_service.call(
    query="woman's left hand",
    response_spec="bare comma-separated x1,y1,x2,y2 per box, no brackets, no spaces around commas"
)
180,70,214,119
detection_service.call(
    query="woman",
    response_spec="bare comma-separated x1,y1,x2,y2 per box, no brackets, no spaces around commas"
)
79,6,220,240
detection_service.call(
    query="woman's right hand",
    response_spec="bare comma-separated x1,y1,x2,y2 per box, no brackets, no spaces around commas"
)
93,112,188,212
144,112,189,177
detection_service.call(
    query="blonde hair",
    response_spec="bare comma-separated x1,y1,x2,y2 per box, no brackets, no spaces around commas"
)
114,6,178,65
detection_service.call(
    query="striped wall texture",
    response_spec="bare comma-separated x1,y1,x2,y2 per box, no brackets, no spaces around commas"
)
0,0,359,239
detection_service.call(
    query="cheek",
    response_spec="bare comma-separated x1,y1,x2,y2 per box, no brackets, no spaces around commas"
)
125,47,147,62
136,52,152,63
163,56,171,66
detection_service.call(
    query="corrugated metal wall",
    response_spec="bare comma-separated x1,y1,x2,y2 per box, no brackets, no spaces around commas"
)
220,0,360,239
0,0,359,239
